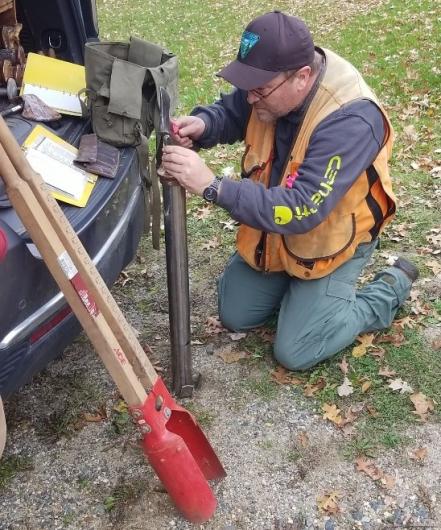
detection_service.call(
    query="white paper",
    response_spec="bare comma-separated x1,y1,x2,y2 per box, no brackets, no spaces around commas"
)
22,83,82,115
25,148,87,200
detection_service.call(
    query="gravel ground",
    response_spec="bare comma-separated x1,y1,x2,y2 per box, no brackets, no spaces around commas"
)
0,238,440,530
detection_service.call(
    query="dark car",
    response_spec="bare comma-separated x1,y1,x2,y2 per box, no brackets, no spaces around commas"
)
0,0,145,403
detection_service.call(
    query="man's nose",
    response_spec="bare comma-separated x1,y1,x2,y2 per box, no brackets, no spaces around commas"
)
247,91,260,105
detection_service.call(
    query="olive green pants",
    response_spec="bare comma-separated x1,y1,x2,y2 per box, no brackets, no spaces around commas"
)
217,241,412,370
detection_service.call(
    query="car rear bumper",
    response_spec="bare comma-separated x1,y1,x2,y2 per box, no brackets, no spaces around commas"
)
0,184,144,397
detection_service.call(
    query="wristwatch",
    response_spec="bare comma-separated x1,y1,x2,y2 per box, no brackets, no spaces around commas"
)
202,177,222,203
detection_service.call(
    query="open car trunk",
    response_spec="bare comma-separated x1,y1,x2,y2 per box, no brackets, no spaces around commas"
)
0,0,146,396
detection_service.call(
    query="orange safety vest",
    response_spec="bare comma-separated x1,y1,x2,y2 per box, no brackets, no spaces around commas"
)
237,48,396,279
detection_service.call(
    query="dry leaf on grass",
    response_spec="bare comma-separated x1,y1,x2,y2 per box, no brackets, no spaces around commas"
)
337,376,354,397
271,366,303,386
194,205,212,221
377,329,407,347
394,316,417,329
317,491,341,514
303,378,326,397
201,236,220,250
410,392,435,421
352,333,375,357
388,378,414,394
361,380,372,393
378,366,397,378
322,403,342,425
220,219,238,230
338,356,349,374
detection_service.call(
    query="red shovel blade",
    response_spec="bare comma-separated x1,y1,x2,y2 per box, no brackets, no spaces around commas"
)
131,378,226,523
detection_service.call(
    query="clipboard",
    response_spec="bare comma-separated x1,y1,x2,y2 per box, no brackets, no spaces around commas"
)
22,125,98,207
20,53,86,116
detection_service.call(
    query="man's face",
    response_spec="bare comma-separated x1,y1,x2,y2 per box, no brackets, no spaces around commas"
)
246,69,309,122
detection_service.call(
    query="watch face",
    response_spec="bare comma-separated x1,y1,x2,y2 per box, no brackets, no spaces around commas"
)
203,185,218,202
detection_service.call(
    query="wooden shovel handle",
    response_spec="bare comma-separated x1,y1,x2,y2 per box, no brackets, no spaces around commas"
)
0,144,149,405
0,117,157,388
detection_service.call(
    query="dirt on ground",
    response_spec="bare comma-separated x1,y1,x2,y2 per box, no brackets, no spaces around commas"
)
0,232,440,530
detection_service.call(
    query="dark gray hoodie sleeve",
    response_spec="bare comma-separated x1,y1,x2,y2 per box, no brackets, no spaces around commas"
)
216,99,386,234
190,88,251,147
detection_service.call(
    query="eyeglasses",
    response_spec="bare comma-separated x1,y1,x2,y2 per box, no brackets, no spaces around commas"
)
249,71,297,100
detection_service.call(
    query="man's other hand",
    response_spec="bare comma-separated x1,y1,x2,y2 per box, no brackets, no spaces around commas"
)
162,145,214,196
170,116,206,148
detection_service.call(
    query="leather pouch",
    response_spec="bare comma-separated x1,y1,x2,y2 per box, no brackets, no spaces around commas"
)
75,133,120,179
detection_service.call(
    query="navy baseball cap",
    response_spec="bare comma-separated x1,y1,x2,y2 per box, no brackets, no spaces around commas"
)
217,11,315,90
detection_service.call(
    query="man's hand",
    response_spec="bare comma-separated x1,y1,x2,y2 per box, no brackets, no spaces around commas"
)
170,116,206,148
162,145,214,196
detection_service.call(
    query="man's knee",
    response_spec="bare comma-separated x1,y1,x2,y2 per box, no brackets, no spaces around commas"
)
273,338,327,371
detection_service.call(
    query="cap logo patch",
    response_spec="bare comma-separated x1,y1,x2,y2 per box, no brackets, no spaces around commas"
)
239,31,260,59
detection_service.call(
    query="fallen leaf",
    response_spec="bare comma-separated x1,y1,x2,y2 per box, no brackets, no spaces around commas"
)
355,457,383,480
303,378,326,397
388,378,414,394
271,366,303,386
340,406,360,427
352,344,367,358
410,392,435,421
394,316,417,329
337,377,354,397
322,403,342,425
369,345,386,359
352,333,376,357
338,356,349,375
380,474,396,490
361,381,372,393
201,236,220,250
194,205,212,221
229,332,247,341
377,329,407,347
357,333,376,347
205,316,226,335
409,447,428,462
83,410,107,422
378,366,397,378
426,259,441,275
216,344,248,364
317,491,341,514
220,219,238,230
256,327,275,343
367,405,379,417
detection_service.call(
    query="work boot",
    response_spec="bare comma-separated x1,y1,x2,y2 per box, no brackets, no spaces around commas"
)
393,257,419,283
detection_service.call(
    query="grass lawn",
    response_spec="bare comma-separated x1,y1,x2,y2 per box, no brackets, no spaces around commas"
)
98,0,440,455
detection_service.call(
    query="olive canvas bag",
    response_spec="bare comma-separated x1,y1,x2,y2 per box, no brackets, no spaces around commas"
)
82,37,178,247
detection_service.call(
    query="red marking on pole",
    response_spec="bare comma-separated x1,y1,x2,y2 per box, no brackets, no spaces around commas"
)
70,273,100,317
114,348,127,365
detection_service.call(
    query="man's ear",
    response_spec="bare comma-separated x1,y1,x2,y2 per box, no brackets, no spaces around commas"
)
295,66,312,90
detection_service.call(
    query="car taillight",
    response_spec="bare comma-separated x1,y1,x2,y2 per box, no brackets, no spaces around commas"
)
0,229,7,261
30,306,72,344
